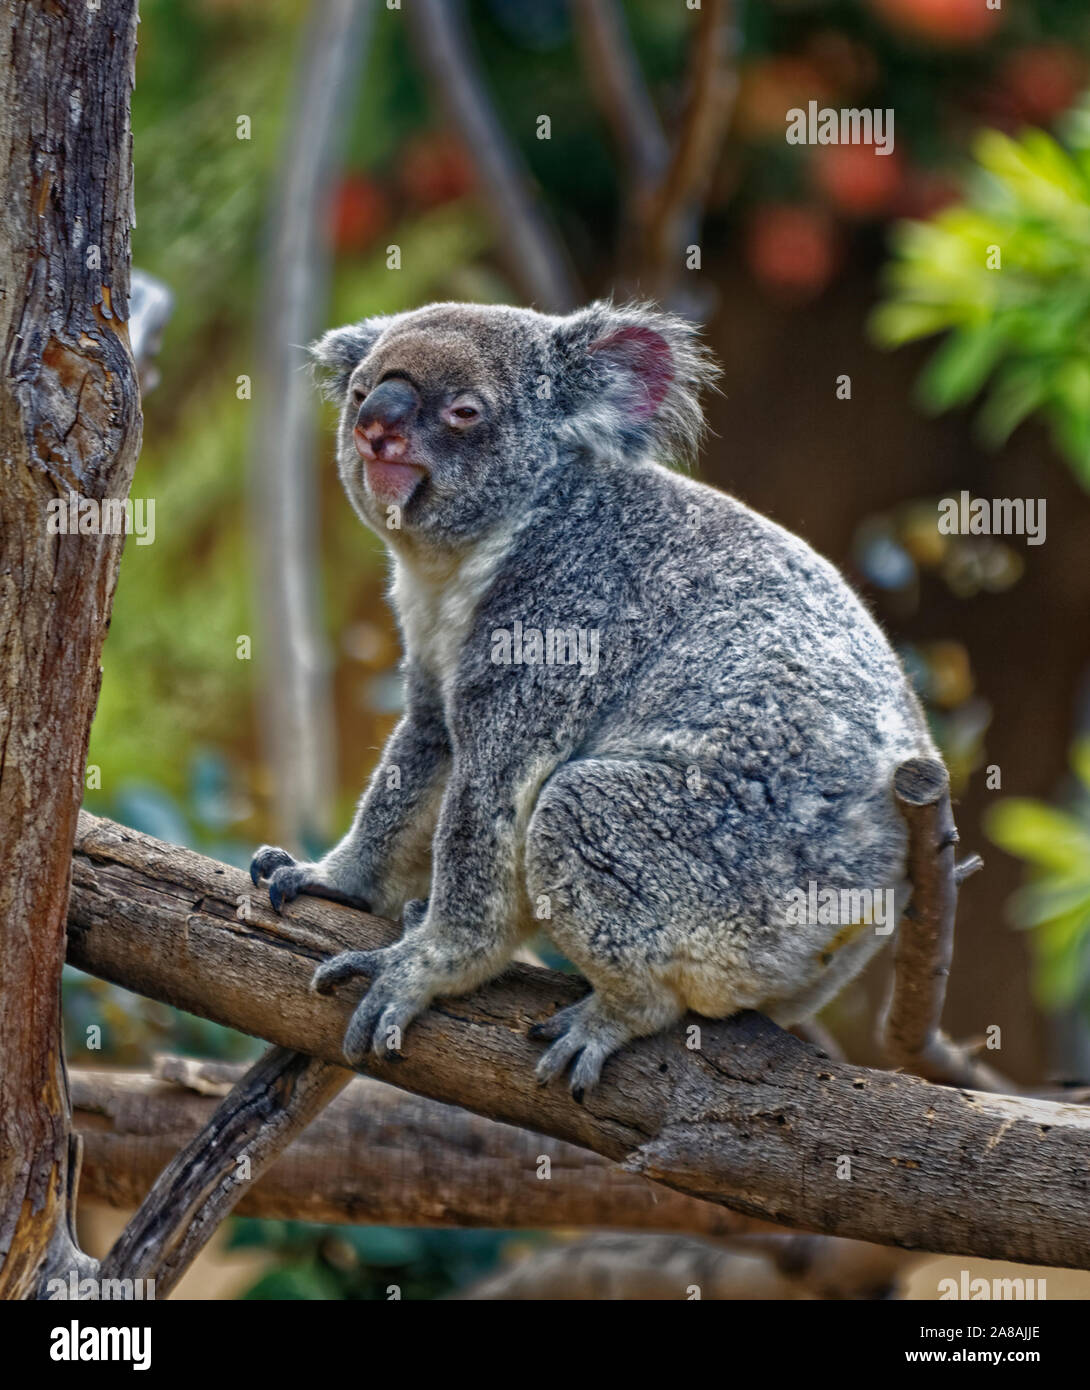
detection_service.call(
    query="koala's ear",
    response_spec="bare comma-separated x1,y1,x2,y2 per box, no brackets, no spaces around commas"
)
551,301,720,466
308,317,393,401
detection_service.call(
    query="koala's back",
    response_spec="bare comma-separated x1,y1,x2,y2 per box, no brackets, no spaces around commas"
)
492,460,934,1022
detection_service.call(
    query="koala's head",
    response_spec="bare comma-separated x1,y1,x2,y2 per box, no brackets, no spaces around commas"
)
310,300,718,550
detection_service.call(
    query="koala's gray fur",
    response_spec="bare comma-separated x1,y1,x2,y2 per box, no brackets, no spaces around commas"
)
251,299,938,1096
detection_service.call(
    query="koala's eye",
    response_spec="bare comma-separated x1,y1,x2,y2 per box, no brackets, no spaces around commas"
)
442,397,483,429
350,386,366,407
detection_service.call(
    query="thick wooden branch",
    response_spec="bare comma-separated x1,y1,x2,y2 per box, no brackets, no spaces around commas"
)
66,812,1090,1270
71,1062,767,1237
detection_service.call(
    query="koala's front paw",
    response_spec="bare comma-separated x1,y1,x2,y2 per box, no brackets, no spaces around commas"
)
312,941,434,1067
249,845,371,914
531,994,632,1101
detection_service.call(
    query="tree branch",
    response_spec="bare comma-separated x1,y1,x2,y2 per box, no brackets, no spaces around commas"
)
66,812,1090,1270
570,0,668,192
72,1061,770,1237
96,1050,349,1299
406,0,580,312
639,0,738,304
882,758,1010,1091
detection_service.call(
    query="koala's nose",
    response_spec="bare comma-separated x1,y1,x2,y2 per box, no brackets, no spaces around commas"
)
354,378,419,459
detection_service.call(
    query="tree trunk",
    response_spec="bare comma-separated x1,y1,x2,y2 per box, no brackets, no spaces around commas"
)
0,0,141,1298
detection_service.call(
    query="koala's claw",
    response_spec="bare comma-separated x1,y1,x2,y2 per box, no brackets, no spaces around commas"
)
267,864,311,913
250,844,295,887
343,989,418,1066
250,846,371,914
532,996,628,1098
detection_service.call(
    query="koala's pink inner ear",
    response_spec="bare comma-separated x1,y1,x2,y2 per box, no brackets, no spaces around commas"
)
589,325,673,419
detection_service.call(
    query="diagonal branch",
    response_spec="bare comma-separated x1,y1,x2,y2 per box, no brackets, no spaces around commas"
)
406,0,580,312
96,1049,350,1298
66,811,1090,1270
638,0,738,303
570,0,669,192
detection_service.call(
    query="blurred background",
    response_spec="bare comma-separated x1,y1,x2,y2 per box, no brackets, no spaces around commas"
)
72,0,1090,1297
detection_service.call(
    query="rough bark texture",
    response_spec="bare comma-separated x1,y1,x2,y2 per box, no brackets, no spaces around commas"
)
97,1049,350,1298
0,1,141,1299
71,1062,768,1235
67,813,1090,1270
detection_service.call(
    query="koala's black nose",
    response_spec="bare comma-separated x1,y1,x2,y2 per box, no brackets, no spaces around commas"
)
356,378,419,435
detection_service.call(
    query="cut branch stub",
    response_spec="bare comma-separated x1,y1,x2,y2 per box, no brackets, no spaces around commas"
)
883,757,1008,1092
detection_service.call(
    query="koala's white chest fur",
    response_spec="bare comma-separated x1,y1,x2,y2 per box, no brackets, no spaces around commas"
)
390,523,516,691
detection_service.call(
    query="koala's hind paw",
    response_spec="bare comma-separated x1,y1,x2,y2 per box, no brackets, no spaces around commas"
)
531,995,631,1101
249,845,371,914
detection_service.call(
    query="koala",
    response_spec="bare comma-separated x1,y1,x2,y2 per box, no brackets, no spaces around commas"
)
251,299,938,1097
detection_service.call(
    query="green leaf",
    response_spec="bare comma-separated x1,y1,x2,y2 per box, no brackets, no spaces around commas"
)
917,322,1005,412
985,798,1090,872
1007,874,1090,930
1072,739,1090,792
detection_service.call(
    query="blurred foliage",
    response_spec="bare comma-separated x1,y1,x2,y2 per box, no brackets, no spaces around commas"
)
872,97,1090,486
851,495,1030,792
227,1218,536,1300
987,742,1090,1014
